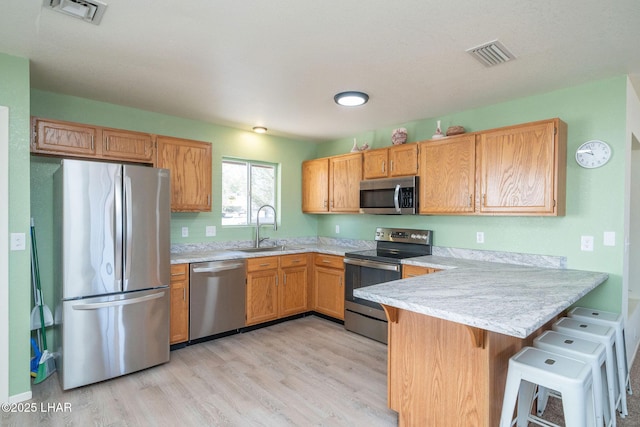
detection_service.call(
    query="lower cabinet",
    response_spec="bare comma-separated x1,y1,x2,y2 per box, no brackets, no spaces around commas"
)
246,254,309,326
402,264,441,278
313,254,345,320
169,264,189,344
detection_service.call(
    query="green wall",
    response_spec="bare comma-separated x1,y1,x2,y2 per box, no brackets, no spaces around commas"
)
316,77,627,313
0,53,31,397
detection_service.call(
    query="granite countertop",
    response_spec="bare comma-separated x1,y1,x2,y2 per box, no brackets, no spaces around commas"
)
355,255,608,339
170,243,360,264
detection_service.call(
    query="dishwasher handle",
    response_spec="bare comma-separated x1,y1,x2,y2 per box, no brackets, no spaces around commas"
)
192,262,245,274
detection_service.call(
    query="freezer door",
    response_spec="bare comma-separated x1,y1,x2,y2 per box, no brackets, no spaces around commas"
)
58,288,170,390
122,165,171,292
56,160,121,299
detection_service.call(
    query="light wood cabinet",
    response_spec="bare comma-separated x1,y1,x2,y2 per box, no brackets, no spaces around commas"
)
418,118,566,216
328,152,362,213
363,143,418,179
313,254,344,320
302,152,362,214
245,255,309,326
402,264,441,278
31,117,100,158
478,119,566,216
419,134,476,214
169,264,189,345
101,128,155,163
156,135,212,212
302,158,329,212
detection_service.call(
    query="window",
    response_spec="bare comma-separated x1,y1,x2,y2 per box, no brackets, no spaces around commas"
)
221,158,278,226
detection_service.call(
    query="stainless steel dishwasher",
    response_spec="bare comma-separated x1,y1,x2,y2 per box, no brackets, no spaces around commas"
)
189,259,246,341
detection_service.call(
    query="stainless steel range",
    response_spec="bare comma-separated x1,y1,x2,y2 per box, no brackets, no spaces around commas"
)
344,227,433,343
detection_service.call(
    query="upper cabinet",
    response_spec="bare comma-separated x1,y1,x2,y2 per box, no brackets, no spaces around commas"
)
156,136,212,212
31,118,100,158
363,143,418,179
302,152,362,214
418,118,566,216
419,134,476,214
101,128,155,163
31,117,213,213
477,119,566,216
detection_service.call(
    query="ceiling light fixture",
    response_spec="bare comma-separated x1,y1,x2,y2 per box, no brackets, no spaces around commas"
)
43,0,108,25
334,91,369,107
252,126,267,134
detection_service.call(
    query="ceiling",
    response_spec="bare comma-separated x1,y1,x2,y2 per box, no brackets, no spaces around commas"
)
1,1,640,142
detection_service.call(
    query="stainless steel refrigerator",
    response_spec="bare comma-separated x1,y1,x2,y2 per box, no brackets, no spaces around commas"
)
53,159,171,390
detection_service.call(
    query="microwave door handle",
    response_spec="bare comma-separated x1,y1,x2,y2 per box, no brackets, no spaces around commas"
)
394,184,401,212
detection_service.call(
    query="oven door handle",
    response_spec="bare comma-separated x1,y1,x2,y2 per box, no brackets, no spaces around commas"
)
344,257,401,272
393,184,401,212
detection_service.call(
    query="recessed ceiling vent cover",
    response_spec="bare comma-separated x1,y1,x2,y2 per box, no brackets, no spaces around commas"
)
466,40,515,67
43,0,108,25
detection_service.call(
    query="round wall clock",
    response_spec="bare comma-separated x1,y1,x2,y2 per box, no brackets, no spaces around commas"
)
575,140,611,168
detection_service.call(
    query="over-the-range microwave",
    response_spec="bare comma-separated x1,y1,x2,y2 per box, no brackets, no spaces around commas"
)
359,176,418,215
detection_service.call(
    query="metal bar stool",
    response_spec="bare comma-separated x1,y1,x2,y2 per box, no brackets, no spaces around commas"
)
500,346,596,427
534,330,613,427
569,306,631,416
553,317,624,419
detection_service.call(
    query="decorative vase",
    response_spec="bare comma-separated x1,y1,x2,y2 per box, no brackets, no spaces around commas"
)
350,139,359,152
432,120,444,139
391,128,408,145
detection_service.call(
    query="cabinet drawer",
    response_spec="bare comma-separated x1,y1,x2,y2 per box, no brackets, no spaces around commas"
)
314,254,343,270
246,256,279,272
280,253,308,268
170,263,188,279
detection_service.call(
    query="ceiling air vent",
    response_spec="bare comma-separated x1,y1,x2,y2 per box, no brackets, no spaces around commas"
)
466,40,515,67
43,0,108,25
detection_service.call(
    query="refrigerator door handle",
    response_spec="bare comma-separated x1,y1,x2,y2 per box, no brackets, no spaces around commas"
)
71,291,166,310
114,168,123,290
123,175,133,287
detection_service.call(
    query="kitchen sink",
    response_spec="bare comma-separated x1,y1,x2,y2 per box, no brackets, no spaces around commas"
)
235,245,303,253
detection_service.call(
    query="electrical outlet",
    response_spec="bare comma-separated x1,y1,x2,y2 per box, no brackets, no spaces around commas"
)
10,233,26,251
580,235,594,251
181,226,189,238
335,225,340,234
476,231,484,244
206,226,216,237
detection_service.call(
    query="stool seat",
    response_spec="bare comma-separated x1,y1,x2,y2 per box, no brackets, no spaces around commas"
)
500,346,597,427
534,330,613,427
569,306,631,416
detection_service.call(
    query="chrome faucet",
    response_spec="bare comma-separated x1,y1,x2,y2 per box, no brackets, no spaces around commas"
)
255,204,277,248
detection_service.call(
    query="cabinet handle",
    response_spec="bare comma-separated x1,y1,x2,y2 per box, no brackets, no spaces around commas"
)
468,194,472,207
283,273,287,285
323,200,327,208
482,193,486,206
390,160,394,172
91,135,94,151
171,272,184,276
381,161,386,173
182,288,186,301
207,195,211,206
276,276,279,286
259,263,271,267
322,259,332,264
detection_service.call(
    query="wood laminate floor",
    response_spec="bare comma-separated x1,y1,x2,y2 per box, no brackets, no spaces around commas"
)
2,316,398,426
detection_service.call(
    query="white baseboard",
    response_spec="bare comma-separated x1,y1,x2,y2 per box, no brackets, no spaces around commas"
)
8,390,32,404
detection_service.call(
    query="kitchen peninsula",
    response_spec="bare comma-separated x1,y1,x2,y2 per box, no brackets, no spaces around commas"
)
354,256,608,427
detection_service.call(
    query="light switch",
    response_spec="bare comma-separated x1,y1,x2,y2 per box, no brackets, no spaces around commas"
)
476,232,484,244
181,227,189,238
603,231,615,247
206,226,216,237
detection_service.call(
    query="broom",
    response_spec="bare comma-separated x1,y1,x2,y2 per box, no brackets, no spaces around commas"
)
31,219,55,384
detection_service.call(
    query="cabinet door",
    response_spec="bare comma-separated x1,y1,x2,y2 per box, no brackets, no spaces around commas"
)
302,158,329,213
169,264,189,344
389,143,418,177
363,148,389,179
479,120,562,215
419,135,476,214
280,266,308,317
102,129,154,163
156,136,212,212
329,153,362,213
246,269,279,325
314,266,344,320
31,118,99,157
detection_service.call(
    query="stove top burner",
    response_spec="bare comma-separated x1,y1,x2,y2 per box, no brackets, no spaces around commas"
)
345,227,433,263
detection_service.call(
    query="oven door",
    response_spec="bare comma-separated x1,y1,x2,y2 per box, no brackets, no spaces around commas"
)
344,257,401,309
